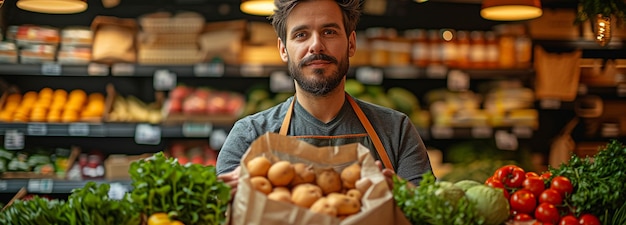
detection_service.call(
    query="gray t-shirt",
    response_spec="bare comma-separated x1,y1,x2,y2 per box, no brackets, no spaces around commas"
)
216,95,433,185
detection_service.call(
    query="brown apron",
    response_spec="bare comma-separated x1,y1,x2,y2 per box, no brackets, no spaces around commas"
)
278,93,394,171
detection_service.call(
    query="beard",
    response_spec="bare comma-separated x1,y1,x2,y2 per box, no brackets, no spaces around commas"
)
288,52,349,97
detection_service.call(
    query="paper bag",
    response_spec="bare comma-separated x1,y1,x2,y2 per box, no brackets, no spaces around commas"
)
230,132,411,225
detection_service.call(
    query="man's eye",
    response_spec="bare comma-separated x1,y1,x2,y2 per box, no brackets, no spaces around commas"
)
324,30,337,35
294,32,306,39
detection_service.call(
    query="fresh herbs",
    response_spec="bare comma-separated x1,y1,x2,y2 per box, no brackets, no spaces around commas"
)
0,196,64,225
576,0,626,25
393,173,484,225
129,152,231,225
549,140,626,222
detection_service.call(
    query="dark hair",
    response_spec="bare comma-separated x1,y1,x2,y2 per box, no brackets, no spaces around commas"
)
270,0,362,44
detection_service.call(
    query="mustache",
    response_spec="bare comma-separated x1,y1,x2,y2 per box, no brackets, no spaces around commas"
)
299,54,338,67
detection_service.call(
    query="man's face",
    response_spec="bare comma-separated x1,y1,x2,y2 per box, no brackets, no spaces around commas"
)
278,0,356,96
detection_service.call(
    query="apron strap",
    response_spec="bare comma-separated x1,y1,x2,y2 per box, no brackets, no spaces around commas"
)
346,94,394,171
279,93,394,171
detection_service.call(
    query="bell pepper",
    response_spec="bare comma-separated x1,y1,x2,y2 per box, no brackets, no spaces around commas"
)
147,213,185,225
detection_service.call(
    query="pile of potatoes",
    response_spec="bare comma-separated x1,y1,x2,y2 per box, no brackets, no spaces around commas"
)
246,155,369,219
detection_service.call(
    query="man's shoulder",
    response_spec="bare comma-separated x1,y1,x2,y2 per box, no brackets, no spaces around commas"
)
237,97,292,125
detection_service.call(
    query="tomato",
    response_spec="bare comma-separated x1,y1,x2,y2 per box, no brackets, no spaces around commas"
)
540,171,552,180
533,222,554,225
510,189,537,214
485,177,510,199
495,165,526,188
526,171,540,177
514,213,534,221
539,188,563,205
523,176,546,197
558,215,578,225
535,202,560,224
550,176,574,197
578,214,601,225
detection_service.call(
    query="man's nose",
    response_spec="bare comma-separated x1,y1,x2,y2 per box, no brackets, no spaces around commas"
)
309,33,325,54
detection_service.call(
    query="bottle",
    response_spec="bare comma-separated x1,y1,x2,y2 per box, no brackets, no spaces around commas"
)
428,29,442,65
469,31,486,69
456,30,471,69
441,29,458,68
485,31,499,68
408,29,430,67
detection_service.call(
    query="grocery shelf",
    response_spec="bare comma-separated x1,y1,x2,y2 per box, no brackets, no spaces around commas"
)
418,126,535,140
0,178,132,194
0,63,109,76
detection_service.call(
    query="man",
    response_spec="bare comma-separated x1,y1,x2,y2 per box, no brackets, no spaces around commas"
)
217,0,432,194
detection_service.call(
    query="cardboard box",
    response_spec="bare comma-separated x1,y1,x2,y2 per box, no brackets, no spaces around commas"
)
104,153,152,180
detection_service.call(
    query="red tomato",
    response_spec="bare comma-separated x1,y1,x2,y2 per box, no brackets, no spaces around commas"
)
558,215,578,225
539,189,563,205
550,176,574,197
510,189,537,214
578,214,601,225
540,171,552,180
485,177,510,199
495,165,526,188
523,176,546,197
535,202,560,224
526,171,540,177
514,213,534,221
533,222,554,225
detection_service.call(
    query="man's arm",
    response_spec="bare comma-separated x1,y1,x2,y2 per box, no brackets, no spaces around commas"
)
394,116,433,186
216,121,255,175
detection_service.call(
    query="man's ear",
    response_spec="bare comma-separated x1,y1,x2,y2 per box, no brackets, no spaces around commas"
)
278,38,288,62
348,31,356,57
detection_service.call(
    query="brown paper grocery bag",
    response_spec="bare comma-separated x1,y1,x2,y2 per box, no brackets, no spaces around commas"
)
230,132,411,225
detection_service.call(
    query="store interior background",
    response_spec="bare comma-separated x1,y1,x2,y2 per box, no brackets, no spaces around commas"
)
0,0,625,202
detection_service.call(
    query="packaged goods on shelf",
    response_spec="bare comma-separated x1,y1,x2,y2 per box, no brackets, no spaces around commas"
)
14,25,60,46
91,16,138,64
0,42,18,63
199,20,246,65
104,153,151,180
19,44,56,64
60,26,93,47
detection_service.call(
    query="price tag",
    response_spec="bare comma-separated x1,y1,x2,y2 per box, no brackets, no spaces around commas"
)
447,70,470,91
182,122,212,137
0,180,7,191
495,130,518,151
270,71,295,93
540,99,561,109
27,123,47,136
578,84,588,95
153,70,176,91
28,179,54,193
471,126,493,138
87,63,109,76
355,67,383,85
512,126,533,139
68,123,89,136
617,83,626,97
135,124,161,145
430,126,454,139
425,64,448,78
240,63,264,77
194,62,224,77
112,63,135,76
4,130,24,150
41,63,62,75
210,129,228,150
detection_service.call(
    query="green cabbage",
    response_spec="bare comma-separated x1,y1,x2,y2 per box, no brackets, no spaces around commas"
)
454,180,482,192
464,185,510,225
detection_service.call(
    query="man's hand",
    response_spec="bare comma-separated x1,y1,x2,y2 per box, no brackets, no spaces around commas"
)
217,166,240,199
375,160,395,189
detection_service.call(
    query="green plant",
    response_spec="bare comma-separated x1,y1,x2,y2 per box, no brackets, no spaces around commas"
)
575,0,626,26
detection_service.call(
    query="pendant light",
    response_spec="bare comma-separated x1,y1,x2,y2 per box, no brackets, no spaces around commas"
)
240,0,275,16
481,0,542,21
17,0,87,14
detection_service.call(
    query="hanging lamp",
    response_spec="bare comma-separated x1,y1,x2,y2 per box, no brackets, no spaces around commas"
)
481,0,542,21
240,0,275,16
17,0,87,14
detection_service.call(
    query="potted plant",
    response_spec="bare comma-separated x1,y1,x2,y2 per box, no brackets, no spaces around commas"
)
575,0,626,46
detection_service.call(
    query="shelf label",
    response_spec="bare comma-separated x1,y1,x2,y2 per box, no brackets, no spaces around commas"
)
471,126,493,138
355,67,383,85
447,70,470,92
87,63,109,76
41,63,62,75
430,126,453,139
68,123,89,136
540,98,561,109
495,130,518,151
425,64,448,78
240,63,264,77
512,126,533,139
153,70,177,91
28,179,53,193
4,130,24,150
182,122,212,137
135,124,161,145
617,83,626,97
0,180,7,191
270,71,295,93
112,63,135,76
27,123,47,136
194,62,224,77
210,129,228,150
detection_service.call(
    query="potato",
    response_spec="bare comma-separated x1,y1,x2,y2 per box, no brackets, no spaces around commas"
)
291,183,323,208
340,163,361,189
345,189,362,201
309,197,337,217
250,176,273,195
268,188,292,203
267,161,295,187
247,156,272,177
290,163,316,186
326,193,361,216
316,168,342,195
